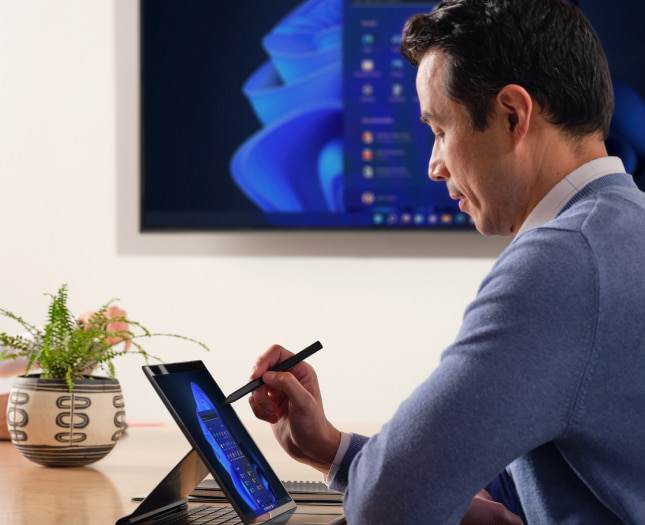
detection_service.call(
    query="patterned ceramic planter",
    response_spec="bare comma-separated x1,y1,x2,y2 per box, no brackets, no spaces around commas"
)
6,375,126,467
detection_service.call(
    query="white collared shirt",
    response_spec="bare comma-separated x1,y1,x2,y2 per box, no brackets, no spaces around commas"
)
516,156,626,237
325,431,352,485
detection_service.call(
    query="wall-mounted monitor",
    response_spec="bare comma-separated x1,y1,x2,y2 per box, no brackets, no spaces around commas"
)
140,0,645,231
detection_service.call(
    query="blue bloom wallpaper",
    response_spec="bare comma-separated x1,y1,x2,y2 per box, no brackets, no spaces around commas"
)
231,0,343,215
141,0,645,231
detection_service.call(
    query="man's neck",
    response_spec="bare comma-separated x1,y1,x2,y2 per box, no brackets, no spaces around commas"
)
514,131,608,233
516,156,625,236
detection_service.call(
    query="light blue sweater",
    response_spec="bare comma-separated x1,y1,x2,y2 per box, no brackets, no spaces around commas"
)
330,173,645,524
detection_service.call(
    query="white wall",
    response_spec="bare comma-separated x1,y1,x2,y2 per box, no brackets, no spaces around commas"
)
0,0,510,426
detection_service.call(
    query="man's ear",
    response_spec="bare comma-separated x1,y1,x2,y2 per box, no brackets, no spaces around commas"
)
496,84,532,143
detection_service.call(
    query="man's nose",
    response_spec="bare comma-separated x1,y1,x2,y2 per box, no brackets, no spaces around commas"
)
428,145,449,181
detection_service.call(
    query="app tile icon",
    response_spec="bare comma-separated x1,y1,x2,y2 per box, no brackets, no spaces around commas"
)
361,59,375,72
361,191,375,205
440,213,453,225
362,148,373,161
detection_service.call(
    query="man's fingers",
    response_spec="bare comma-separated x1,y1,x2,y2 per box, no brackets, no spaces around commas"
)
250,345,294,380
248,393,278,424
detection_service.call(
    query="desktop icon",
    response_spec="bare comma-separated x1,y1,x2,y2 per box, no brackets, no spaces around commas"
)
361,59,375,72
362,148,374,162
361,191,375,206
455,213,468,225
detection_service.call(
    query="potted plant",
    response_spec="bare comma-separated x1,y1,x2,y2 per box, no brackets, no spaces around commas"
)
0,284,209,467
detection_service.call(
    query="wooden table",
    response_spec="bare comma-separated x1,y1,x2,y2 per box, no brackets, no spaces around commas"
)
0,421,378,525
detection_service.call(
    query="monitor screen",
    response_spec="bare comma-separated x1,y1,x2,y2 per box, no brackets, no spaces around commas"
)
140,0,645,231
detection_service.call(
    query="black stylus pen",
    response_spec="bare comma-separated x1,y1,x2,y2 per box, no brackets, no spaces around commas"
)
224,341,323,404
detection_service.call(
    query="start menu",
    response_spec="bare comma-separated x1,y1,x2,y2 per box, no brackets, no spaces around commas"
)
342,0,472,228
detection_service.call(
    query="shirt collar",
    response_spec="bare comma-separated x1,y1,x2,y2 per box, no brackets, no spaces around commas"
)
516,156,626,237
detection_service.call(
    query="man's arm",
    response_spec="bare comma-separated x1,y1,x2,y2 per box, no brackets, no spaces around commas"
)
250,346,525,525
252,231,594,523
338,230,595,523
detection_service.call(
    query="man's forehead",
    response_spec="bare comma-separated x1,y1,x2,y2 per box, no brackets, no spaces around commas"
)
418,49,447,81
416,50,449,123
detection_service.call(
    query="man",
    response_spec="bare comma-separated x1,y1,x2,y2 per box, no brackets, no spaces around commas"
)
250,0,645,523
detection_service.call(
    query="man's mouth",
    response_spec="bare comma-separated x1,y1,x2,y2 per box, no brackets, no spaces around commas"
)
449,192,466,211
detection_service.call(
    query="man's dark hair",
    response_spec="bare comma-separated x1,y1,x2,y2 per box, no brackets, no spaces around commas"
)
400,0,614,139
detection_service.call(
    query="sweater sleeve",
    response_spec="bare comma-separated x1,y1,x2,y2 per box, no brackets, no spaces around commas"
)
328,433,370,492
339,227,599,524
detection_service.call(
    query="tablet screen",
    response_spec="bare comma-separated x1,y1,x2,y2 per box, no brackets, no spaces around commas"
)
144,361,295,523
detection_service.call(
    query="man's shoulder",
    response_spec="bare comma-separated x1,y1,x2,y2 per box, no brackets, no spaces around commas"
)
489,180,645,293
556,173,645,230
478,221,597,302
545,181,645,258
479,226,596,303
502,221,590,268
516,175,645,245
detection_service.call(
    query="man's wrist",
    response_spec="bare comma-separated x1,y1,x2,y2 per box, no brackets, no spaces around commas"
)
324,431,352,485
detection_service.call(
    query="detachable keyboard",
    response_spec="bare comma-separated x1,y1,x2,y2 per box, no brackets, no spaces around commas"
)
156,504,243,524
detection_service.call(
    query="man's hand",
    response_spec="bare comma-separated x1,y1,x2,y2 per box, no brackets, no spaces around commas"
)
249,344,341,475
78,305,131,350
460,490,524,525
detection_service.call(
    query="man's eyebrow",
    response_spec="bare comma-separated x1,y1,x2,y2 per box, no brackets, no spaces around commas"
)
420,112,434,124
